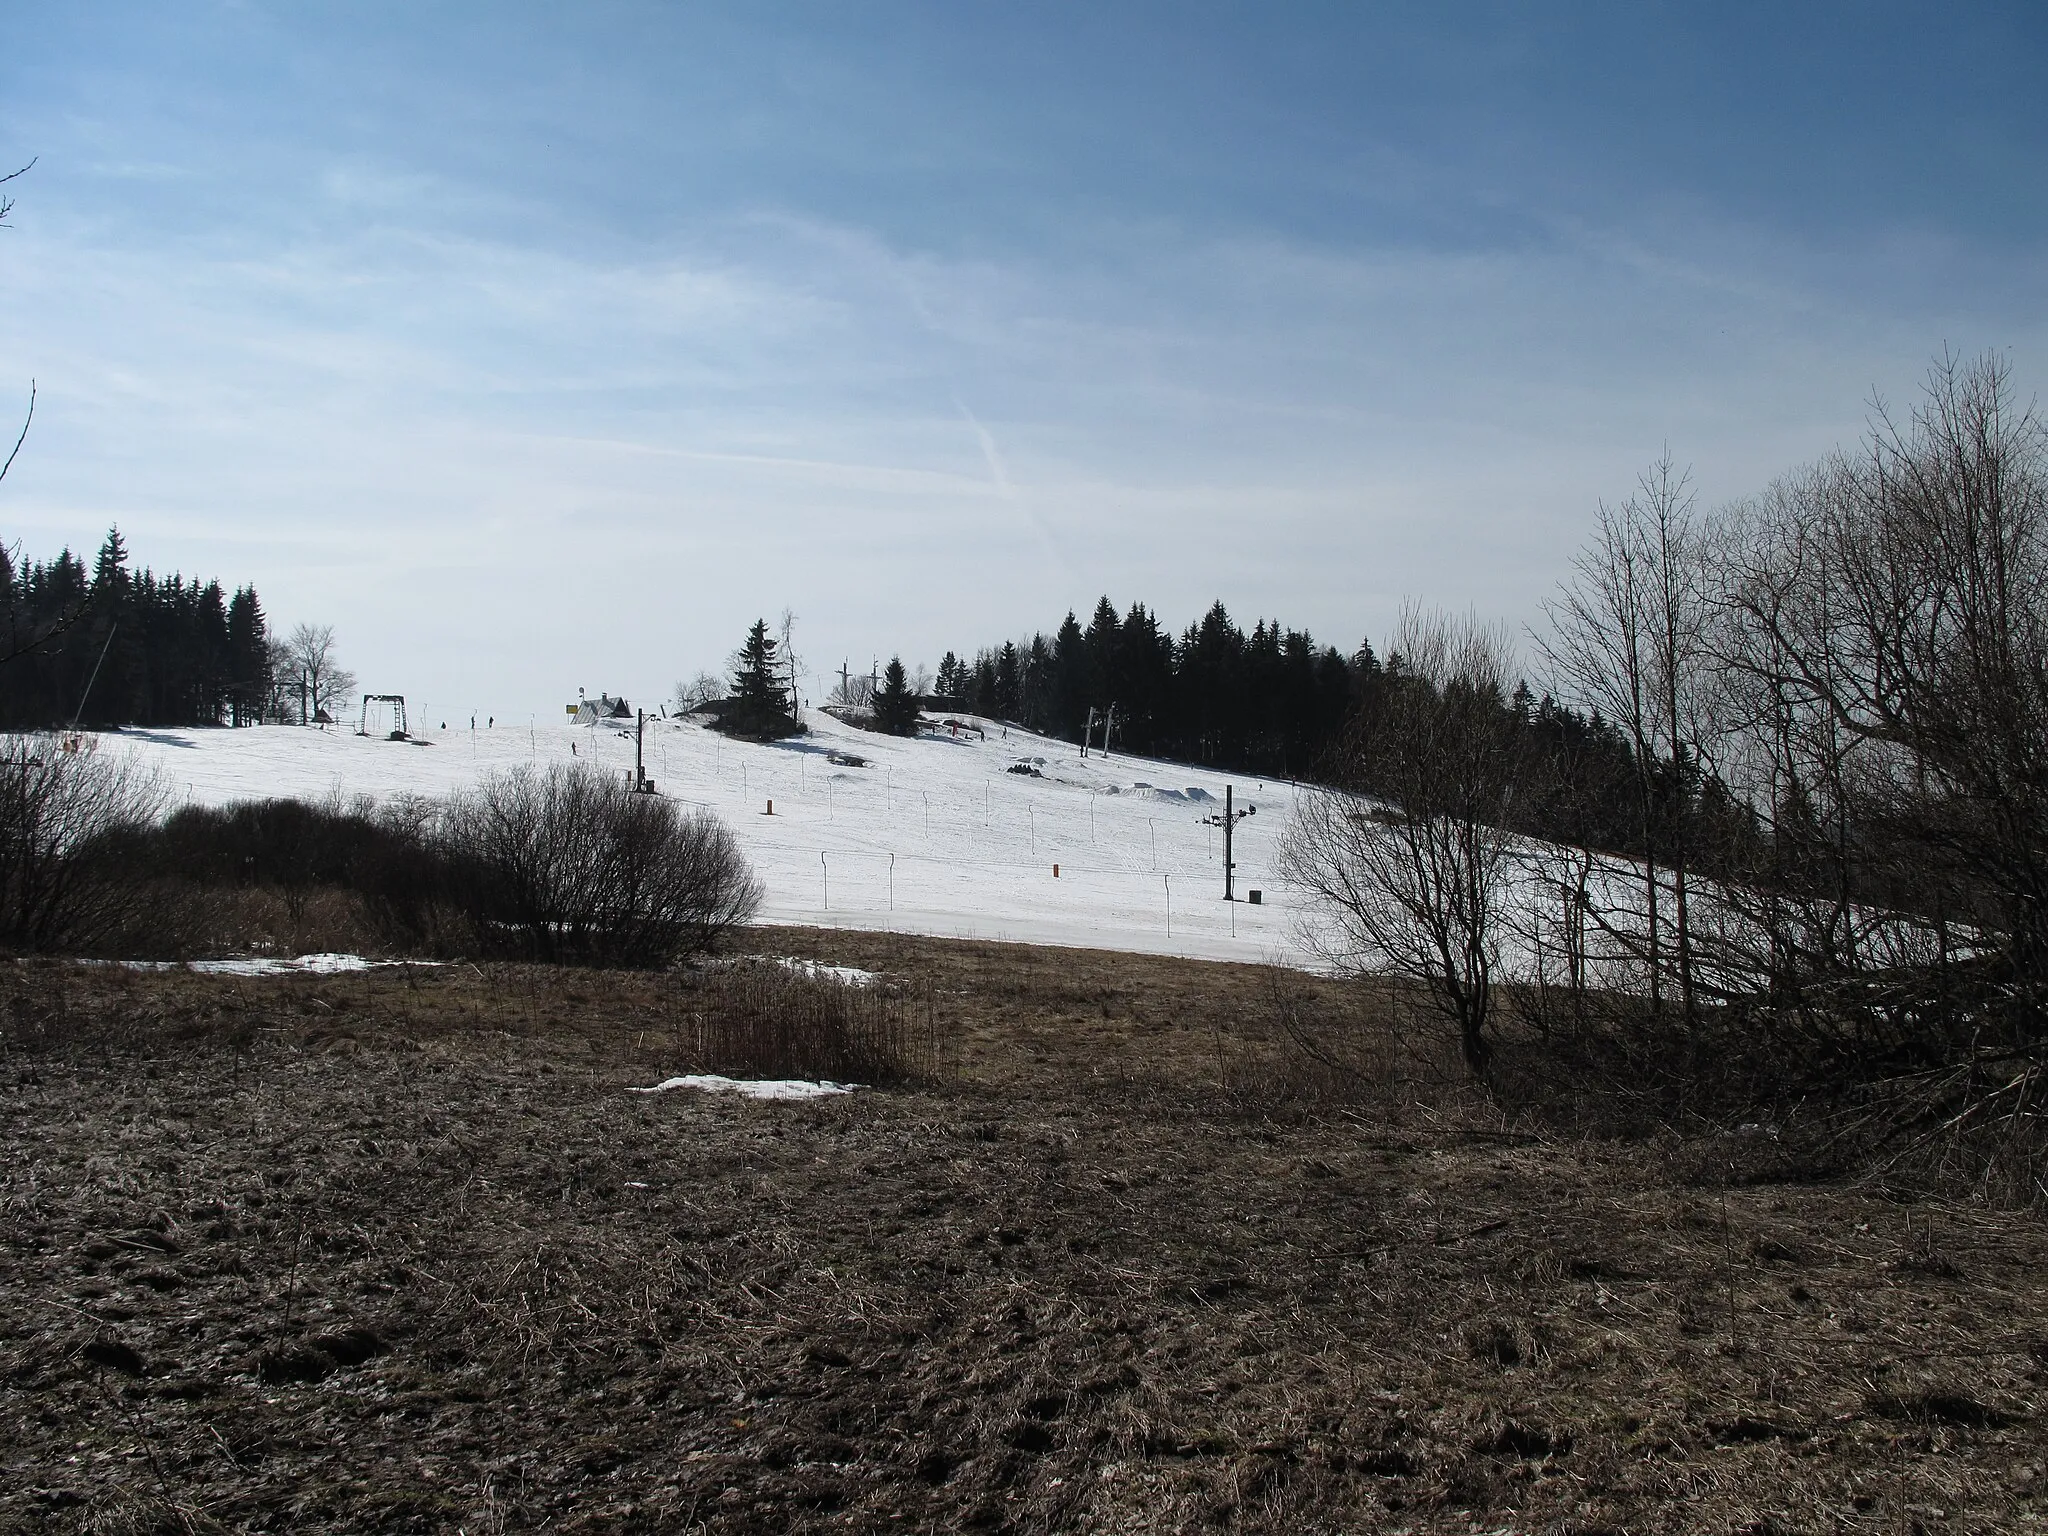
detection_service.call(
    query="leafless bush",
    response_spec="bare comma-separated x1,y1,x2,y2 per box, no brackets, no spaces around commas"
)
1282,608,1524,1077
139,791,380,929
444,762,762,966
9,763,759,968
101,788,454,955
670,961,938,1084
0,734,167,953
347,795,463,953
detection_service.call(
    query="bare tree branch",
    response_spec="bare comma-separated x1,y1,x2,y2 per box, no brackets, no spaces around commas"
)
0,380,34,488
0,157,34,226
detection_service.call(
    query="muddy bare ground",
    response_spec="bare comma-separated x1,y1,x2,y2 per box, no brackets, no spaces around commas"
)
3,930,2046,1533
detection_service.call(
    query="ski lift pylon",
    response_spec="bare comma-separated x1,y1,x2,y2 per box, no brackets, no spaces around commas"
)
358,694,408,740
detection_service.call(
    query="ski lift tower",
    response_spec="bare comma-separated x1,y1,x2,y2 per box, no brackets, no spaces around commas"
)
358,694,409,741
632,710,656,793
1200,785,1256,900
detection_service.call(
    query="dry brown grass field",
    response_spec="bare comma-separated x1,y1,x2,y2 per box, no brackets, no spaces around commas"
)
3,928,2045,1533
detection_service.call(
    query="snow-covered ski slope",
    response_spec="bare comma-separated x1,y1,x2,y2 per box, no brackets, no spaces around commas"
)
103,712,1312,966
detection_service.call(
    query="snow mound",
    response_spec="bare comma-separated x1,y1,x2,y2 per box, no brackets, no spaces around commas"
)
91,953,429,977
712,955,878,985
1118,783,1216,803
628,1074,857,1101
770,957,877,986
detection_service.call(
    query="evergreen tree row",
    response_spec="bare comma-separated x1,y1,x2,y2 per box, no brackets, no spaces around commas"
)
935,597,1359,779
0,528,273,728
934,595,1750,875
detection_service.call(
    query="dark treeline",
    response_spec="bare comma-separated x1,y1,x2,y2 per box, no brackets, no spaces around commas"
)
936,595,1746,878
937,598,1358,779
1373,669,1757,886
0,528,272,728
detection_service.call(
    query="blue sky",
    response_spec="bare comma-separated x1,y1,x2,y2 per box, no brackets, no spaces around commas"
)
2,2,2043,720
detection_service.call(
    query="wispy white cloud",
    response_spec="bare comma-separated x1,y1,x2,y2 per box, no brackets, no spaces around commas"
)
2,4,2043,716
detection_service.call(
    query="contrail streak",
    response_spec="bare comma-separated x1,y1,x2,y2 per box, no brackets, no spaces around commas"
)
955,398,1075,583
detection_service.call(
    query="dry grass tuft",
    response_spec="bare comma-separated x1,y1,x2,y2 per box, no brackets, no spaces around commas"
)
669,959,944,1084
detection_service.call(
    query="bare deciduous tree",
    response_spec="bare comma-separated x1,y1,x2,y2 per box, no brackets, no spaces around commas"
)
282,623,357,724
778,608,804,723
0,381,29,494
1539,452,1717,1028
831,669,875,709
1283,608,1523,1077
1719,351,2048,1005
262,637,296,722
674,671,726,712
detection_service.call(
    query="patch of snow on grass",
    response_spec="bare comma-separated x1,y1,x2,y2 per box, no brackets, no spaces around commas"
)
708,954,879,985
629,1074,857,1101
770,956,877,986
89,953,432,977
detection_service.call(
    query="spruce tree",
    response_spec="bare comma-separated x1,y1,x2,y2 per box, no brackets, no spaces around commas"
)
994,642,1021,720
971,651,998,716
717,617,800,739
873,656,919,736
227,586,271,725
1022,636,1052,728
1084,596,1120,712
1051,612,1088,740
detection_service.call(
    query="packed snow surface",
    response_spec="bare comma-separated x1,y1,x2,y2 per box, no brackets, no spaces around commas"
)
629,1074,856,1102
98,711,1313,967
74,715,1918,997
